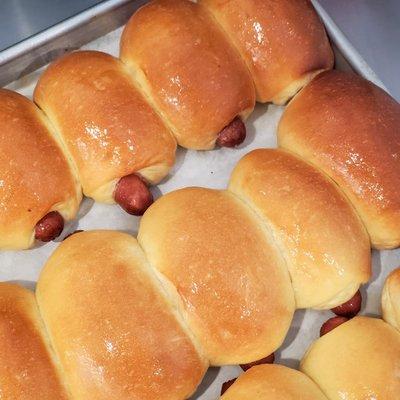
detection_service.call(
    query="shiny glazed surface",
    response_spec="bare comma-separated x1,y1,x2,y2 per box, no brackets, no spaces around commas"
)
229,149,371,309
120,0,255,149
301,317,400,399
0,89,80,250
34,51,176,200
221,364,328,399
138,187,295,365
36,231,207,400
202,0,333,103
0,283,68,399
279,70,400,248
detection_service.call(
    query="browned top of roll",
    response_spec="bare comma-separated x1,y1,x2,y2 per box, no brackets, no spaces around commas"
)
301,317,400,399
201,0,333,104
0,89,81,250
229,149,371,309
0,283,69,399
34,51,176,201
120,0,255,150
36,230,207,400
279,70,400,249
221,364,328,399
138,188,295,365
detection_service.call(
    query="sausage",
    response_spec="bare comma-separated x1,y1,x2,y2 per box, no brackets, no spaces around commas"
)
221,378,237,396
63,230,84,241
216,117,246,148
34,211,64,242
240,353,275,371
331,290,362,317
114,173,154,216
320,316,349,336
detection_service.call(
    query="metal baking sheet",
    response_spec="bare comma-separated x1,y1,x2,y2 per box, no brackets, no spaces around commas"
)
1,5,399,400
0,0,146,87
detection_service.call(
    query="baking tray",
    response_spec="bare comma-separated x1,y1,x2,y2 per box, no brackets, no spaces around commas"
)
1,2,399,399
0,0,147,87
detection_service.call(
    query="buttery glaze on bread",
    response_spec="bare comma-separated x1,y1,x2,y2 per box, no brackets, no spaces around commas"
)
221,364,328,399
229,149,371,309
0,89,81,250
279,70,400,249
382,267,400,331
36,231,207,400
120,0,256,149
301,317,400,399
34,51,176,205
201,0,333,104
138,187,295,365
0,283,69,399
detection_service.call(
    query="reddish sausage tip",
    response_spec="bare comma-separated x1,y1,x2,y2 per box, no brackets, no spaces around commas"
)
216,117,246,148
240,353,275,371
221,378,237,396
320,316,349,336
63,230,84,241
114,174,153,216
35,211,64,242
331,290,362,317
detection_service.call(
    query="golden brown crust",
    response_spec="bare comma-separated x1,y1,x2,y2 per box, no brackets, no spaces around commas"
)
279,70,400,249
229,149,371,309
34,51,176,202
301,317,400,399
0,283,69,399
221,364,328,399
36,230,207,400
138,187,295,365
382,267,400,330
201,0,333,104
0,89,81,250
120,0,255,149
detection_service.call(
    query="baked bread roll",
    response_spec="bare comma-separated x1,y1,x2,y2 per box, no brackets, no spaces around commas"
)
138,187,295,365
201,0,333,104
301,316,400,399
278,70,400,249
0,283,68,399
34,51,176,215
229,149,371,309
0,89,81,250
120,0,256,150
36,230,207,400
382,267,400,331
221,364,328,399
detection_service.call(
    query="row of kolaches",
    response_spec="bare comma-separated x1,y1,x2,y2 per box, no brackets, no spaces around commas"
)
0,0,399,399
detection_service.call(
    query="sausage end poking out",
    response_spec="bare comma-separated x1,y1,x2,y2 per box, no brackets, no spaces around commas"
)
216,117,246,148
240,353,275,371
331,290,362,317
114,174,153,216
320,316,349,336
35,211,64,242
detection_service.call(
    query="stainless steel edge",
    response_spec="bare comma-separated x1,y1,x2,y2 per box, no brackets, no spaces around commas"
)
0,0,145,87
312,0,390,94
0,0,390,93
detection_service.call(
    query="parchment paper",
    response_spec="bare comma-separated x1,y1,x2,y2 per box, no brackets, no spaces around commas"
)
3,27,400,400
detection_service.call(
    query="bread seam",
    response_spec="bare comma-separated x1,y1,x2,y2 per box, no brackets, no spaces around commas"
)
119,59,187,147
277,145,371,245
135,237,209,368
226,188,295,293
200,2,260,101
32,291,74,399
34,103,83,209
